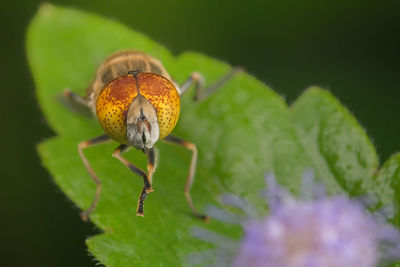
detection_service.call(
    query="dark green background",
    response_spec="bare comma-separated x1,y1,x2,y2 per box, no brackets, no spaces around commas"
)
1,1,399,266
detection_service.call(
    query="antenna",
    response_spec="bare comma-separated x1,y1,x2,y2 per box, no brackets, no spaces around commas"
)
128,70,142,94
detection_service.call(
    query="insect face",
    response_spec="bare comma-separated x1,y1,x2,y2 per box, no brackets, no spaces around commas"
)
126,93,159,151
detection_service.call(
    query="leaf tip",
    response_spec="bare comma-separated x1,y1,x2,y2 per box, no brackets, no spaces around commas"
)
295,85,338,106
305,85,328,95
37,3,56,16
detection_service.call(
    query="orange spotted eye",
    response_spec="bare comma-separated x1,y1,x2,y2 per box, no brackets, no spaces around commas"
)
96,72,180,144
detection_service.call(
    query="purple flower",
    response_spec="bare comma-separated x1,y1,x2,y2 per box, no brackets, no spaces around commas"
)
234,197,378,266
190,172,400,267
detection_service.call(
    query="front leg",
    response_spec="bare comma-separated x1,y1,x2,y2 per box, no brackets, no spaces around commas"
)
112,144,155,216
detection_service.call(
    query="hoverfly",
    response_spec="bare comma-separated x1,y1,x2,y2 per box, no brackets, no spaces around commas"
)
64,50,240,221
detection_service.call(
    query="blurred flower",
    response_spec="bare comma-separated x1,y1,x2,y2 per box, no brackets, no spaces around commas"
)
189,171,400,267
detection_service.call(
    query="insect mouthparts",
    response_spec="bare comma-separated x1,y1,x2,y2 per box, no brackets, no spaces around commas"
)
139,108,145,120
142,131,146,143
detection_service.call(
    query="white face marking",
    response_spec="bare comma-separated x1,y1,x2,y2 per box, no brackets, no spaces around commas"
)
126,94,159,151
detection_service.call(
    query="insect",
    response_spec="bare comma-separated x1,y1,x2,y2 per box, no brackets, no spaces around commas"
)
64,50,240,221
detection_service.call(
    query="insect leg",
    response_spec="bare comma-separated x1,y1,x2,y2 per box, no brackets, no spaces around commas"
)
112,144,153,216
146,148,157,186
135,148,157,217
163,135,209,221
179,67,243,102
63,89,91,115
78,134,111,221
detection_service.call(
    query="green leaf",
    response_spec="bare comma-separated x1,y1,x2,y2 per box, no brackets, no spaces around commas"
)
27,4,400,266
371,154,400,226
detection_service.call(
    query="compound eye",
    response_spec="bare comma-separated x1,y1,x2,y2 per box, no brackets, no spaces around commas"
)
128,72,180,140
95,75,137,144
